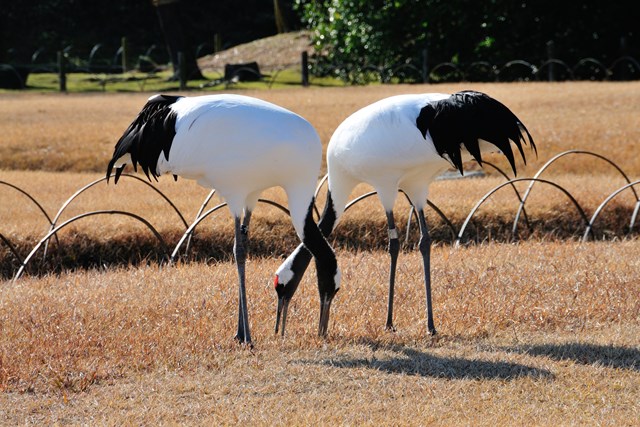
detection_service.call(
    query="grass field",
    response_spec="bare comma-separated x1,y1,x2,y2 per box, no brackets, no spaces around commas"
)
1,82,639,424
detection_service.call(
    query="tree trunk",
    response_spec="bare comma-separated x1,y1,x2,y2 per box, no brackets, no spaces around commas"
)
153,0,204,81
273,0,289,33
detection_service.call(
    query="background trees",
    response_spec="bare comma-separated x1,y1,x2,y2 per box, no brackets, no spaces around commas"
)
1,0,298,65
297,0,637,82
1,0,636,83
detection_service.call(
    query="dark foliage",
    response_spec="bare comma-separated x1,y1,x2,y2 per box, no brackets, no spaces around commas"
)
1,0,300,65
296,0,637,83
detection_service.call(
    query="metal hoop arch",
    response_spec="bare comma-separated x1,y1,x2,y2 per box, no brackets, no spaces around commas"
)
13,210,170,281
0,180,56,232
456,178,591,246
572,58,609,80
42,173,189,258
172,198,291,262
482,161,532,234
498,60,537,81
513,150,639,237
0,232,24,266
342,190,457,241
536,59,573,80
582,180,640,242
184,189,217,254
171,202,226,262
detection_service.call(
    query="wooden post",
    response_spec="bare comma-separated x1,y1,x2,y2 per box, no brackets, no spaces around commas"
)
57,51,67,92
546,40,555,82
421,47,429,83
178,51,187,90
121,37,129,72
301,51,309,87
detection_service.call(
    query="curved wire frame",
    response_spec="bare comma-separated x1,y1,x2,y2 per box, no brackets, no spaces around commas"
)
582,180,640,242
171,202,226,262
536,59,574,81
572,58,609,80
455,178,590,246
402,161,530,241
482,161,532,234
314,161,527,243
404,200,458,242
388,63,422,83
13,210,170,281
497,60,537,81
0,180,56,230
608,56,640,80
429,62,464,82
513,150,639,237
172,198,291,261
1,232,24,265
183,189,217,254
342,190,457,242
0,180,59,252
465,61,497,82
42,173,189,258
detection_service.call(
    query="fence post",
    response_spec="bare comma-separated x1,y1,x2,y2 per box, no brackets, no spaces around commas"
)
422,47,429,83
618,36,629,80
57,51,67,92
121,37,129,73
301,51,309,87
546,40,555,81
178,51,187,90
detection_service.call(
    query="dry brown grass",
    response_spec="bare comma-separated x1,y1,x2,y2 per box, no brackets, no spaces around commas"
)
1,83,639,424
2,169,638,278
2,82,640,175
1,242,639,424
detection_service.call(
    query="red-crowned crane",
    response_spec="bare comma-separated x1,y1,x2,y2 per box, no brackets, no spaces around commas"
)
106,93,340,345
274,90,535,337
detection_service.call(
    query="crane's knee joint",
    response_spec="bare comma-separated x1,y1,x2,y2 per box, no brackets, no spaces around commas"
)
388,236,400,256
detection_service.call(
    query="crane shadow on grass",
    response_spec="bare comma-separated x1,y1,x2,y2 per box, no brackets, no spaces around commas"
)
298,343,553,380
505,342,640,372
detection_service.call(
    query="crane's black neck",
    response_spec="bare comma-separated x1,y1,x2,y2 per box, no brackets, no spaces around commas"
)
275,192,339,301
318,190,337,237
301,198,338,298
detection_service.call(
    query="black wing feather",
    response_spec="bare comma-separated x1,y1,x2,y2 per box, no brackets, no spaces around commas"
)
416,90,536,176
106,94,182,183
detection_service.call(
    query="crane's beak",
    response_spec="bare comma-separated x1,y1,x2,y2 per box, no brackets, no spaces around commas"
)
318,295,333,337
275,296,290,336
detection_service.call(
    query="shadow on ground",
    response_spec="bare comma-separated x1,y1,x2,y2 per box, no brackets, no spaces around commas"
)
507,342,639,371
297,343,554,380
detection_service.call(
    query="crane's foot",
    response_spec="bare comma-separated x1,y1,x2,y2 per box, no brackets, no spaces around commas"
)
234,333,254,348
385,323,397,332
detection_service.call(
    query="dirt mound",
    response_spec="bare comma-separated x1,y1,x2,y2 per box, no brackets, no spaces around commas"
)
197,31,313,73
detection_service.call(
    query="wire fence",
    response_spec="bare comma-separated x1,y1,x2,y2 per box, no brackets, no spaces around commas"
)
2,38,640,91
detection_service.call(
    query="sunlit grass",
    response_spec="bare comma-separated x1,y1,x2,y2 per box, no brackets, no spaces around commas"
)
0,82,639,424
8,68,345,94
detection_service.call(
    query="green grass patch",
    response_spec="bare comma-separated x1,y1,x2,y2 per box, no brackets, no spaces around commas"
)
7,68,346,94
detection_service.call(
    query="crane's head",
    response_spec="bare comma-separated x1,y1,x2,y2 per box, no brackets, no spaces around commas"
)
274,246,341,337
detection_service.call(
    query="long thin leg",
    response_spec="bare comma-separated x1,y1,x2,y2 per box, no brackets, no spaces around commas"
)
416,208,436,335
236,210,252,335
234,213,252,344
385,210,400,330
